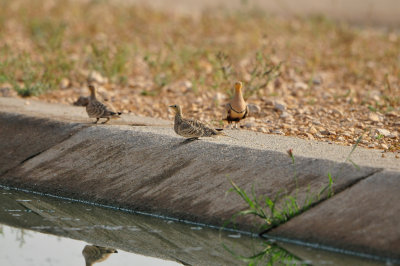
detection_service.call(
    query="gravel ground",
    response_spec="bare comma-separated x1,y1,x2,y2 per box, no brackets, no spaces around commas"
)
0,0,399,153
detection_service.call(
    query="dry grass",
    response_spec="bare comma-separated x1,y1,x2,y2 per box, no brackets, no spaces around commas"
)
0,0,399,151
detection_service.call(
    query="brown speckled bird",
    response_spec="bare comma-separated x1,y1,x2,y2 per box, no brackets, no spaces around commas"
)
169,104,223,140
225,81,249,129
82,245,117,266
86,84,121,124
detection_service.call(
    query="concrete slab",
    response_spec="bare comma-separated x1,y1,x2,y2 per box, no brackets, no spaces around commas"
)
0,112,84,175
269,170,400,260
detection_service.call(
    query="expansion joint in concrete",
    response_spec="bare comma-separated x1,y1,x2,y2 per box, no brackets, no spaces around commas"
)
259,167,384,236
331,167,384,196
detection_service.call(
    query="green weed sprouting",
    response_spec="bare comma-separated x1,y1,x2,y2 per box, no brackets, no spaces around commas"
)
226,135,362,235
28,19,67,51
225,179,301,233
143,50,176,92
244,52,281,99
215,52,235,88
222,179,306,265
1,52,73,97
207,51,235,93
89,43,130,83
208,51,281,97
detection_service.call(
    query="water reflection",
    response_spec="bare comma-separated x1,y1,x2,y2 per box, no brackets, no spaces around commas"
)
0,225,180,266
0,188,386,266
224,239,305,265
82,245,118,266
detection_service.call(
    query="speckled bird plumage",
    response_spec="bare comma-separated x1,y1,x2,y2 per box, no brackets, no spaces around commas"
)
86,85,121,124
82,245,118,266
169,104,222,139
225,81,249,128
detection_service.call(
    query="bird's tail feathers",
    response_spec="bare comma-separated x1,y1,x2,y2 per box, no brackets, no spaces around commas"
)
110,111,122,118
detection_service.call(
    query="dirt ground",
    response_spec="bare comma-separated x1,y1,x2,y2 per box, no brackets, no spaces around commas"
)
0,0,399,152
128,0,400,27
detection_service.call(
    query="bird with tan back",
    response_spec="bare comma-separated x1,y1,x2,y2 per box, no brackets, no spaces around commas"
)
225,81,249,129
86,84,121,124
82,245,117,266
169,104,224,140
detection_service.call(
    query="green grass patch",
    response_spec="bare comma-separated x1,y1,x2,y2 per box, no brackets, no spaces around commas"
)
225,136,362,235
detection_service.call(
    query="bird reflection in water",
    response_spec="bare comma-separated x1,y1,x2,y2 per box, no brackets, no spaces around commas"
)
82,245,118,266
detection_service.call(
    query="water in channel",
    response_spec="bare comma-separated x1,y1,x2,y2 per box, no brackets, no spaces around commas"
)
0,188,384,266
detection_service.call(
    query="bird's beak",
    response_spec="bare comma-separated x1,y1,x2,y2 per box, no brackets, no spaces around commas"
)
235,82,242,90
168,105,174,108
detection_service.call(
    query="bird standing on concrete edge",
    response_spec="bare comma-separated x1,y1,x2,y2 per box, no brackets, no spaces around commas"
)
169,104,224,140
86,84,121,124
225,81,249,129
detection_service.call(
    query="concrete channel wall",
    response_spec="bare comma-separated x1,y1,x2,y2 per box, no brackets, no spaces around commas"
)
0,97,400,261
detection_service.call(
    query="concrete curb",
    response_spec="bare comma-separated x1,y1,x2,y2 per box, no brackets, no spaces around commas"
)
1,97,399,261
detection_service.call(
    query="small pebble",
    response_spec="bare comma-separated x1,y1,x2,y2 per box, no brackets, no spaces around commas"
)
248,103,261,114
369,112,381,122
274,101,286,112
376,128,391,137
380,143,389,150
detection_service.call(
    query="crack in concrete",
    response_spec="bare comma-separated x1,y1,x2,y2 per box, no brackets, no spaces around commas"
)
331,168,384,195
19,151,45,165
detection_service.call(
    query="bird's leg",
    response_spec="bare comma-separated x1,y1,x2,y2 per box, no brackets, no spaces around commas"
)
101,117,110,124
93,118,99,124
235,122,239,129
